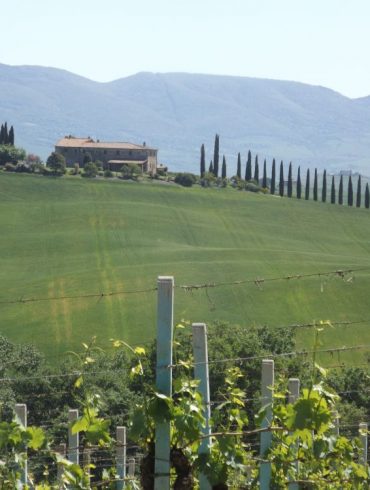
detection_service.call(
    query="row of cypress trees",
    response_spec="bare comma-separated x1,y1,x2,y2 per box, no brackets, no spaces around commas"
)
200,136,370,208
0,122,15,145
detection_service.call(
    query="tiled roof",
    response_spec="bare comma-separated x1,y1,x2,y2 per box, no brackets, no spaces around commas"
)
108,160,148,165
55,137,156,151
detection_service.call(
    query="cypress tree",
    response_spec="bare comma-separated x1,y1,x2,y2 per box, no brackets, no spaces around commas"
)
209,160,213,174
262,159,267,188
279,161,284,197
356,175,362,208
322,169,327,202
200,144,205,178
313,168,318,201
338,175,343,205
348,176,353,206
365,183,370,209
221,155,227,179
236,152,241,179
0,124,4,144
331,176,336,204
287,162,293,197
296,166,301,199
8,125,14,145
305,169,310,200
213,134,219,177
3,122,8,144
245,151,252,181
253,155,259,183
270,158,276,194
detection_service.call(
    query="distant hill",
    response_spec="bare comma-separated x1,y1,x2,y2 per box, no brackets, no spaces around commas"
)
1,63,370,173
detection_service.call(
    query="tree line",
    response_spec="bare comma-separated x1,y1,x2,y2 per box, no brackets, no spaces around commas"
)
200,134,370,209
0,121,15,145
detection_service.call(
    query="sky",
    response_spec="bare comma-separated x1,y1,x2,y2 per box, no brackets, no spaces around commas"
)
1,0,369,98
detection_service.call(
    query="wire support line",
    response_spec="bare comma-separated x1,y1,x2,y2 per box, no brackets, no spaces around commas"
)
170,343,370,368
0,266,368,306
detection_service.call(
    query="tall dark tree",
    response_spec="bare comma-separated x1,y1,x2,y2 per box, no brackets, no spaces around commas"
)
330,176,336,204
262,159,267,188
365,183,370,209
253,155,259,183
322,169,327,202
8,125,14,146
208,160,213,174
279,161,284,197
305,169,310,200
236,152,241,179
296,166,301,199
270,158,276,194
356,175,362,208
0,124,4,144
313,168,318,201
287,162,293,197
213,134,219,177
338,175,343,205
200,144,206,178
3,122,8,144
245,151,252,180
348,176,353,206
221,155,227,179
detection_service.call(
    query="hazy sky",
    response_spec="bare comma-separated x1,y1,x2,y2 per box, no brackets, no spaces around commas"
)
1,0,369,98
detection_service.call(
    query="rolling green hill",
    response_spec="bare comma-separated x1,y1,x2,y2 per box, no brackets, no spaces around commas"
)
1,172,370,364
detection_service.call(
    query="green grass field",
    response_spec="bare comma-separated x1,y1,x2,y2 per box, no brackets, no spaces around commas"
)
1,172,370,364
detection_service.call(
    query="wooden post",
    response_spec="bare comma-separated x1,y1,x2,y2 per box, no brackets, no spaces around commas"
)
83,448,91,486
331,410,339,437
192,323,212,490
128,457,136,477
359,422,368,467
56,443,66,487
154,276,174,490
15,403,28,486
288,378,300,490
259,360,274,490
68,409,79,465
116,426,127,489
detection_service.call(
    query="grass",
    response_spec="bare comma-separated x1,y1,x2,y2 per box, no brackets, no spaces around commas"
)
1,172,370,365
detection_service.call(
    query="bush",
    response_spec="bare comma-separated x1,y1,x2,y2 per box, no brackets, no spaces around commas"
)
104,169,113,178
83,162,98,178
46,152,66,176
245,182,261,193
4,163,16,172
0,145,27,166
174,172,197,187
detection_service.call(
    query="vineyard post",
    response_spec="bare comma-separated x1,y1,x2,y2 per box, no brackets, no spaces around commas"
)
331,411,339,436
128,457,136,477
68,409,79,465
116,426,127,489
154,276,174,490
259,359,274,489
359,422,368,467
288,378,300,490
15,403,28,486
192,323,212,490
83,448,91,487
56,443,66,485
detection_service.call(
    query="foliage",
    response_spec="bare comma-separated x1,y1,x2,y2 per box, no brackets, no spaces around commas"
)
46,152,66,175
83,162,98,178
0,144,26,165
121,164,141,180
174,172,197,187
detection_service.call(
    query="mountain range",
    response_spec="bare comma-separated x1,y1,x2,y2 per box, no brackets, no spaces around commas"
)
0,63,369,174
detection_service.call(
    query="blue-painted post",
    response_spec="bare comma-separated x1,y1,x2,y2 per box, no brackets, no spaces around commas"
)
68,409,79,465
15,403,28,486
359,422,368,467
192,323,212,490
154,276,174,490
116,426,127,489
288,378,300,490
259,359,274,489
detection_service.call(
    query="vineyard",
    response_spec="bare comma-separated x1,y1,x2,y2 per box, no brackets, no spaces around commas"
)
1,276,369,489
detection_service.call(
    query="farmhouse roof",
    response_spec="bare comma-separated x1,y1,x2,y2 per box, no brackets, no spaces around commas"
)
56,137,156,151
108,160,148,165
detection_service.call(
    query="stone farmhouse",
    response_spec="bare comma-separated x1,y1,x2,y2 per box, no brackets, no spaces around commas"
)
55,136,158,174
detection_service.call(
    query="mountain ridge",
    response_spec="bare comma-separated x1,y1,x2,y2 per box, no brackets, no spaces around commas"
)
0,63,369,173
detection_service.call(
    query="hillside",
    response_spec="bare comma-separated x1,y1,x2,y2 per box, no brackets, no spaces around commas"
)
1,64,370,173
0,173,370,363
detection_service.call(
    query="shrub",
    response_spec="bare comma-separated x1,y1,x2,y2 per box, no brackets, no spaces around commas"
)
83,162,98,178
174,172,197,187
4,163,16,172
46,152,66,176
104,169,113,178
245,182,261,193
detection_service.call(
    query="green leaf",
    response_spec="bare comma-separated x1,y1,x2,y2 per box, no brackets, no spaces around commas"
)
26,426,45,450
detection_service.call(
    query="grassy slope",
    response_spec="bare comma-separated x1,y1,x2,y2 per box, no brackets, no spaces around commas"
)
1,173,370,363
